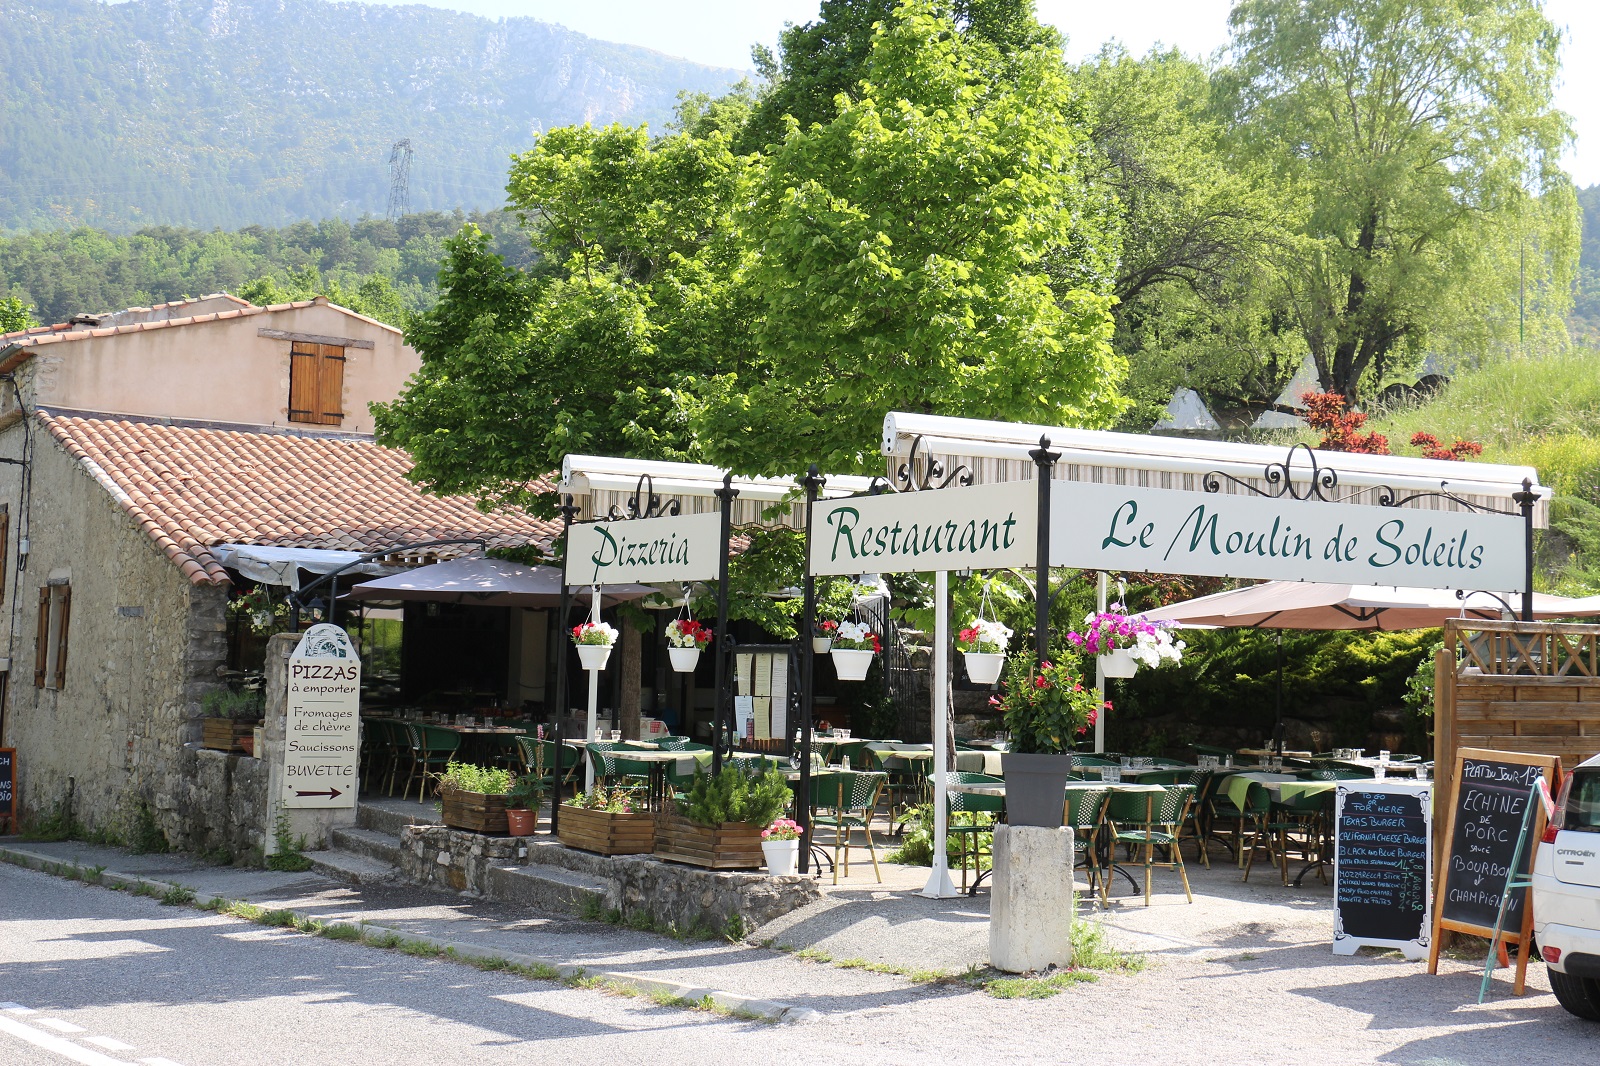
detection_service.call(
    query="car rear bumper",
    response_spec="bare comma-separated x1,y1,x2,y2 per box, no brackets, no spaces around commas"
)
1538,922,1600,977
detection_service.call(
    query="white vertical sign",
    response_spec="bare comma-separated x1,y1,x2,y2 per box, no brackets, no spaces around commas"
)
283,624,360,809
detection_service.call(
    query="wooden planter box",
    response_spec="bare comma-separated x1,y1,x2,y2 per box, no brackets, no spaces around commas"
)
202,718,257,753
440,788,509,835
557,804,656,856
653,813,765,869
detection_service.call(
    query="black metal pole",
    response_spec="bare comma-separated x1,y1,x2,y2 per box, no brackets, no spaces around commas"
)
549,496,579,835
1516,477,1537,622
1029,436,1059,664
712,473,738,775
797,465,825,875
1274,629,1285,757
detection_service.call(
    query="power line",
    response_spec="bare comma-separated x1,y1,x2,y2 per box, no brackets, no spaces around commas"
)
387,139,413,221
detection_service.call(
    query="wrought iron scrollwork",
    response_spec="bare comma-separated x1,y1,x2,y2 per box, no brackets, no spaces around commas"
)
606,473,682,520
1204,442,1338,502
1377,483,1515,516
894,434,974,493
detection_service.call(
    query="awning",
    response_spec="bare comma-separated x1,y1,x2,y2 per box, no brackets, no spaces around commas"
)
345,558,657,608
214,544,392,590
1141,582,1600,631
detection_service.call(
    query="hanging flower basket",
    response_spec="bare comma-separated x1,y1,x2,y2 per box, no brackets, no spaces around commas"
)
830,621,881,681
964,652,1006,685
665,616,712,673
812,637,833,654
1098,648,1137,678
813,619,838,654
573,620,617,671
957,611,1012,687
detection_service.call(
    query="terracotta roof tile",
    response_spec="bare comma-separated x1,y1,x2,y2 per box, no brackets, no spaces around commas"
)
41,413,557,586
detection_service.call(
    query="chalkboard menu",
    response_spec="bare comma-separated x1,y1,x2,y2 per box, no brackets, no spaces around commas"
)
1333,780,1432,960
1439,756,1545,932
0,748,14,826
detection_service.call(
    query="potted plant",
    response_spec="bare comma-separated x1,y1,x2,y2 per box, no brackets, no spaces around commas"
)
1068,610,1185,679
557,786,655,855
812,619,838,654
436,761,514,834
656,764,791,869
996,654,1106,827
957,618,1013,686
572,620,618,671
830,621,881,681
761,817,802,876
505,773,545,836
665,617,712,673
200,687,264,753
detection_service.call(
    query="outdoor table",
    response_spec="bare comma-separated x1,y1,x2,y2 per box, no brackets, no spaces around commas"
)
1332,757,1421,776
963,739,1010,752
954,750,1005,775
1114,764,1200,780
1238,747,1313,761
1221,772,1299,811
1262,779,1339,886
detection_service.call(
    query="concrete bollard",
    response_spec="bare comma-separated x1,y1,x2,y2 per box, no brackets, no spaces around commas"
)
988,823,1076,973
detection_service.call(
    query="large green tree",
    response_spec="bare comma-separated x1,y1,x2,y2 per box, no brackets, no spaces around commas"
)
690,0,1124,475
1225,0,1577,401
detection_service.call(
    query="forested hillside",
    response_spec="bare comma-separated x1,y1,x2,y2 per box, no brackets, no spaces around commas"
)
0,0,741,231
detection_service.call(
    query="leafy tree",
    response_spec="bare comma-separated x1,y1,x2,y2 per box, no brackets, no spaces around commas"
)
1224,0,1578,401
0,296,37,333
691,0,1125,475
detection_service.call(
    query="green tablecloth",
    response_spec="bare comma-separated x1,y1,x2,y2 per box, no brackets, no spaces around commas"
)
1222,772,1299,809
1274,780,1338,802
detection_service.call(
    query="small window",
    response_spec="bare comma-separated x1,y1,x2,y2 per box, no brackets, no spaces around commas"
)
1562,770,1600,834
288,342,346,426
34,583,70,691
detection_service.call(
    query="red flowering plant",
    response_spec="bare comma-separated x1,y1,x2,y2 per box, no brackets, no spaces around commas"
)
1409,432,1483,462
992,652,1106,754
665,618,713,650
1302,392,1390,454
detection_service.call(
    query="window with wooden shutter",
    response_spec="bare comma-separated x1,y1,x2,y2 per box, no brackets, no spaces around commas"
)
33,583,70,691
34,586,48,688
0,504,9,605
53,585,70,691
287,342,346,426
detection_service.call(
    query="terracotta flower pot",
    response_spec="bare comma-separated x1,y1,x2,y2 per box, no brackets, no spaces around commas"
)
505,807,537,837
668,646,701,673
576,643,613,671
831,647,874,681
963,651,1005,685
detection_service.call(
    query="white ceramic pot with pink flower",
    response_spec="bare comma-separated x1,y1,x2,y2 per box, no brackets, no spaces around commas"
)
761,818,802,875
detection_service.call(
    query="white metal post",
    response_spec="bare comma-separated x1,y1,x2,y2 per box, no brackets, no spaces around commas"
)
922,568,958,898
1095,571,1107,753
585,584,601,792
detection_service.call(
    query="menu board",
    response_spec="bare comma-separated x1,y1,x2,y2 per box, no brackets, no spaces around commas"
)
0,748,14,828
1439,756,1546,932
734,651,791,743
1333,781,1432,960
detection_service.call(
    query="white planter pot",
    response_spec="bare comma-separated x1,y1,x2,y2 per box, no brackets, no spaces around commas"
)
1098,648,1137,678
576,643,614,671
762,838,799,876
831,648,875,681
963,651,1005,686
812,636,833,654
668,646,702,673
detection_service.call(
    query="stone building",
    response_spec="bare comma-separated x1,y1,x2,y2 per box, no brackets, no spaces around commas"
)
0,296,554,856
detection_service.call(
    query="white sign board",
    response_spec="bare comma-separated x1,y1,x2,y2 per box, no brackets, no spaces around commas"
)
283,624,360,809
565,510,723,585
809,480,1037,576
1050,481,1524,591
1333,779,1433,961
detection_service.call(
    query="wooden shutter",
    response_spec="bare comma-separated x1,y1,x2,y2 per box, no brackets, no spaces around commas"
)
288,343,345,425
53,585,70,691
34,586,48,688
0,504,9,605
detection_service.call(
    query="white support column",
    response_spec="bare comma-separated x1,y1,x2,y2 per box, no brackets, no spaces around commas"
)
922,569,958,898
585,584,601,792
1094,571,1108,753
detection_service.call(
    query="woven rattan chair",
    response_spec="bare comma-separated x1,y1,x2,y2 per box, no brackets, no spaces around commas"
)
1105,784,1196,906
810,770,887,885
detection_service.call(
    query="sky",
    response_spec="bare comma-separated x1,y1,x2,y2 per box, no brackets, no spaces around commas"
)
360,0,1600,187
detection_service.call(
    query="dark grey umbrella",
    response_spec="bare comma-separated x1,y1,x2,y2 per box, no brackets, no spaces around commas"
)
346,557,656,607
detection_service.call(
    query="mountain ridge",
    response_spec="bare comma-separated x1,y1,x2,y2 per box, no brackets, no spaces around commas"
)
0,0,743,231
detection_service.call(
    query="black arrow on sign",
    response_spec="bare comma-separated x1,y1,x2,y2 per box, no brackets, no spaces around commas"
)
295,788,342,800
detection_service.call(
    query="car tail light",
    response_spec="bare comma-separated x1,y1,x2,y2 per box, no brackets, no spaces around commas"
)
1544,945,1563,965
1542,824,1560,844
1543,775,1575,843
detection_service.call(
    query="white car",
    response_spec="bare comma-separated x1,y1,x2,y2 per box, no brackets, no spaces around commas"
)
1533,753,1600,1020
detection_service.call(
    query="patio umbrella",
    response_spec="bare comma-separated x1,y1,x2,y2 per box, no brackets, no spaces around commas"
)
345,557,657,607
1139,582,1600,753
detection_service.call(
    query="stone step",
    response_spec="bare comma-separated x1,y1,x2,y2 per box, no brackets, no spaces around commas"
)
308,849,401,886
486,863,615,916
357,800,435,838
330,826,404,867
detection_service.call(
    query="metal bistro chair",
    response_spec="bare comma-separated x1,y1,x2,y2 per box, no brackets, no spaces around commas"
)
1249,786,1331,886
943,772,1004,891
810,770,887,885
402,723,461,802
1065,787,1111,904
1105,784,1196,906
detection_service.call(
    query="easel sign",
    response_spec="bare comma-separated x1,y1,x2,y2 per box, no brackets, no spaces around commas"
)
1427,747,1561,994
1333,780,1432,961
0,747,15,833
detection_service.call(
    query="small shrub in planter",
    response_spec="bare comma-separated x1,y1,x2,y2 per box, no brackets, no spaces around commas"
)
504,774,546,836
201,687,264,752
656,765,793,869
558,787,654,855
436,761,514,834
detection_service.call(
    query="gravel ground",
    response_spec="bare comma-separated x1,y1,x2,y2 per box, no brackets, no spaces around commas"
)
4,838,1598,1064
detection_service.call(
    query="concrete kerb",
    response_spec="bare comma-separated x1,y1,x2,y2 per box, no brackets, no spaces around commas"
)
0,843,822,1025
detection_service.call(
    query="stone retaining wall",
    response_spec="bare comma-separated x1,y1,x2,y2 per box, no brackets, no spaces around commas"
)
168,745,267,861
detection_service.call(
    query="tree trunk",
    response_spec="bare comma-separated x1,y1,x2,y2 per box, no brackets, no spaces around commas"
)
1330,207,1381,402
620,614,642,741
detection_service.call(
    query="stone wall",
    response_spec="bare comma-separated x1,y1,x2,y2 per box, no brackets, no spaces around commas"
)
169,746,267,860
0,418,247,851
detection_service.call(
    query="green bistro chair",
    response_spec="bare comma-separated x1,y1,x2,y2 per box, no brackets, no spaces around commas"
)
1176,769,1218,868
861,747,922,832
1105,784,1196,906
1133,770,1187,786
1065,787,1111,904
1249,786,1332,886
368,719,406,796
1193,744,1235,762
1208,776,1271,866
513,736,563,800
810,770,888,885
943,772,1004,891
403,724,461,802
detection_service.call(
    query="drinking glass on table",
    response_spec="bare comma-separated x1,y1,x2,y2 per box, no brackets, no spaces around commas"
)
1100,766,1122,784
610,729,622,742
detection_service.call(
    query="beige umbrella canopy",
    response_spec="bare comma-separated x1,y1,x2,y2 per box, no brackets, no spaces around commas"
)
1141,582,1600,631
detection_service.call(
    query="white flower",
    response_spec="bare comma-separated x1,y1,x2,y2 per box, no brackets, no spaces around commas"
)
836,621,871,643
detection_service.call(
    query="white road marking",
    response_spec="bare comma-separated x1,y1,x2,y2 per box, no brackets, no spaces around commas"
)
37,1018,88,1033
139,1059,186,1066
0,1015,132,1066
85,1036,137,1052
